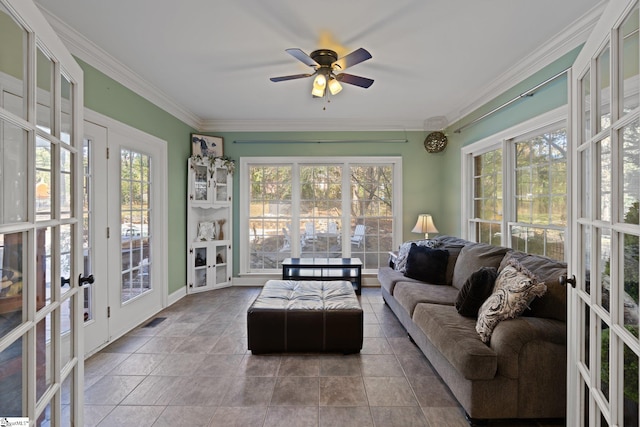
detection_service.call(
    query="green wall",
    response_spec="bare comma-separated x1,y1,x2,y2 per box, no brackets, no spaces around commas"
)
439,46,583,237
78,45,583,289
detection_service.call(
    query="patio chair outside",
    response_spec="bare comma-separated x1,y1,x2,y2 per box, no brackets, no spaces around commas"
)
304,222,317,242
350,224,366,248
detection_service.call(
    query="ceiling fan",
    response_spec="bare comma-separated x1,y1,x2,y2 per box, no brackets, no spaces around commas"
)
270,48,374,97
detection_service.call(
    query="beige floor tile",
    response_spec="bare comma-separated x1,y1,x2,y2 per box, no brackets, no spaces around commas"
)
84,375,145,405
135,336,187,354
371,406,428,427
84,352,130,377
396,353,437,376
319,376,368,406
319,406,374,427
263,406,318,427
149,353,207,376
102,334,152,353
109,352,167,376
278,355,321,376
168,376,234,406
270,377,320,406
319,355,362,377
197,354,244,376
83,405,114,427
236,354,282,376
209,406,267,427
172,335,221,354
152,406,217,427
360,354,404,377
209,335,249,354
408,375,459,408
96,405,164,427
360,337,394,355
120,376,183,405
221,376,277,406
363,377,418,407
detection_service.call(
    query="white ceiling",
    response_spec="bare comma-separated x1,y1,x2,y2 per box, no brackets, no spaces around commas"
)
34,0,604,132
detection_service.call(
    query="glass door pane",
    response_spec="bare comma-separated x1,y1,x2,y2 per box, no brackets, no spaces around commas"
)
120,148,151,303
620,5,640,116
0,4,26,120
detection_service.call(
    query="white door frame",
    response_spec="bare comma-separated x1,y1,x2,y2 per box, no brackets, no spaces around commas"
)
84,109,168,348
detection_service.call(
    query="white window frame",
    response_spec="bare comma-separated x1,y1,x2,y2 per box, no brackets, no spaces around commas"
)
461,106,568,258
238,156,403,278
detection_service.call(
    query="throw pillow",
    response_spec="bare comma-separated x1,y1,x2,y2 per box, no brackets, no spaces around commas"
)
451,243,511,290
455,267,498,317
403,244,450,285
394,239,442,272
475,259,547,343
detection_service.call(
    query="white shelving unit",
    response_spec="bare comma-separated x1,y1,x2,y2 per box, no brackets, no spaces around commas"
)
187,157,232,293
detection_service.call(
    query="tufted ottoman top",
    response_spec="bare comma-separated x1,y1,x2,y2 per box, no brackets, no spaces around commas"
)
250,280,361,311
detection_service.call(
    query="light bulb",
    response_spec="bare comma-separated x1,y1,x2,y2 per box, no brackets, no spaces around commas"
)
314,73,326,87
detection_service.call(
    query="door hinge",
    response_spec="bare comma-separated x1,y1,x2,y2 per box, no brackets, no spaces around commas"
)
107,306,111,318
107,227,110,238
106,147,110,159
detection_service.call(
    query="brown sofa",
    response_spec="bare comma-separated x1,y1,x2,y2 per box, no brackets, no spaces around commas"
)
378,235,567,424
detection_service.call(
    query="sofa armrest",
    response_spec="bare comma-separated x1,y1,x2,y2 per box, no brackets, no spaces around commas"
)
490,316,566,379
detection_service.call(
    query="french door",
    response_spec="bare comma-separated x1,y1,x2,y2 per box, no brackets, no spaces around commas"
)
570,0,640,425
0,0,85,425
83,114,168,353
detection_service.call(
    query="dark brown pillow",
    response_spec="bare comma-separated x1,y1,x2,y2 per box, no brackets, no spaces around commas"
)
455,267,498,317
404,244,450,285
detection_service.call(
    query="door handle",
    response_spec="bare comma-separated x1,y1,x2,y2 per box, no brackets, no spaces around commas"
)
559,274,576,288
79,274,95,287
61,277,70,287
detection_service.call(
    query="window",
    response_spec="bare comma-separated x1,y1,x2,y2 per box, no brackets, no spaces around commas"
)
463,110,567,261
241,157,402,274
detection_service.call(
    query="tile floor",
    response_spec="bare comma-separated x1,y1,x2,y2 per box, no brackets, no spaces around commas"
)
83,286,565,427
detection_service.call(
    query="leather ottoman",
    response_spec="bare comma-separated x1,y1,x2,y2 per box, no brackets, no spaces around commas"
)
247,280,363,354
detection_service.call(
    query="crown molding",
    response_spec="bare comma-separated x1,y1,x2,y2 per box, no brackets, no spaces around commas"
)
200,118,425,132
37,6,202,130
445,0,607,127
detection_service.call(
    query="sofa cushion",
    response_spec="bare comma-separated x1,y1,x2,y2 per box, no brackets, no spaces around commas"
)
499,251,567,322
442,244,465,285
393,282,459,317
455,266,498,317
413,303,497,380
377,266,426,296
451,243,511,290
404,244,449,285
394,239,442,272
476,260,547,343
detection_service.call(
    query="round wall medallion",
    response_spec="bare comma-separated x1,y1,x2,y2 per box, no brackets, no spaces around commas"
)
424,131,448,153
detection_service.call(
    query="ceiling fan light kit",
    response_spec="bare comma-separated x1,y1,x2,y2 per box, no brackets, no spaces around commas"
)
271,47,373,100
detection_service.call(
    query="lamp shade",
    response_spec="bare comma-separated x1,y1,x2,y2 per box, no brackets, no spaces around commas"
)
411,214,438,239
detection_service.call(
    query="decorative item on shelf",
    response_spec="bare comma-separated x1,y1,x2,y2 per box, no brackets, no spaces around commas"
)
197,221,216,241
190,154,236,177
217,219,226,240
195,253,206,267
424,131,448,153
216,254,223,264
411,213,439,239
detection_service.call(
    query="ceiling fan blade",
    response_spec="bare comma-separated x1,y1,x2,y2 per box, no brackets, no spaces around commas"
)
285,48,319,67
270,73,314,82
335,73,374,88
333,48,372,70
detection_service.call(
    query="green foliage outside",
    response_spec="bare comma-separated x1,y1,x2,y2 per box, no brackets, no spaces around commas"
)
601,325,639,403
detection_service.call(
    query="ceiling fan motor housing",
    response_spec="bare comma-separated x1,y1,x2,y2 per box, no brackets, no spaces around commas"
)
310,49,338,67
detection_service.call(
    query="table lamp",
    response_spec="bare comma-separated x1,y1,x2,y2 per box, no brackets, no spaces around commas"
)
411,214,438,239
